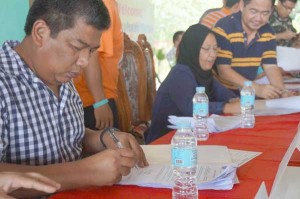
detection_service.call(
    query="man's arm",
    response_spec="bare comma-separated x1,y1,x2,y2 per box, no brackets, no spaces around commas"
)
217,64,249,88
83,128,148,167
2,127,148,198
260,64,293,98
263,64,284,89
5,147,136,198
84,51,113,129
217,64,283,99
275,30,297,41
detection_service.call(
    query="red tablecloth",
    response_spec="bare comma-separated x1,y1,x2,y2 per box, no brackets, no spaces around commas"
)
50,113,300,199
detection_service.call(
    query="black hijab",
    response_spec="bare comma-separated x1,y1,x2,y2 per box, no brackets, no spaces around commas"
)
177,24,214,99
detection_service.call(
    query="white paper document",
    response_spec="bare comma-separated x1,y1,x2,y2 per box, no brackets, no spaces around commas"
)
254,97,300,116
266,96,300,110
255,76,270,85
119,145,261,190
119,164,237,190
141,145,233,165
167,114,241,133
277,46,300,72
284,83,300,91
229,149,261,167
270,125,300,198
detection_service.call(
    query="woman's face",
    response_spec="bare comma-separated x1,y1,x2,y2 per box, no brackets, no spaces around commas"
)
199,33,218,71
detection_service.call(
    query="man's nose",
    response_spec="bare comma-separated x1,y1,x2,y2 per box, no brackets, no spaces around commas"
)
76,49,90,69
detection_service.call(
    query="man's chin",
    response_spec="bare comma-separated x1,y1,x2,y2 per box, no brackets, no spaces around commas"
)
250,24,264,31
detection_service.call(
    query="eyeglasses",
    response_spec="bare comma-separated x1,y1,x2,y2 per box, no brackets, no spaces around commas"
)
281,2,295,12
201,47,219,54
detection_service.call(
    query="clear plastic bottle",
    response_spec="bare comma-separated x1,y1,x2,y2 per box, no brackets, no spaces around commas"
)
193,87,209,141
240,81,255,128
171,122,198,199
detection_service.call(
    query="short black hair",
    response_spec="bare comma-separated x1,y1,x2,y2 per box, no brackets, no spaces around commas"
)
279,0,297,3
25,0,110,38
226,0,240,8
243,0,275,6
173,31,184,44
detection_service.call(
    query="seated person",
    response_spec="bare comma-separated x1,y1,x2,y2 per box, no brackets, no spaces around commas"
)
269,0,298,47
0,0,148,198
145,24,240,144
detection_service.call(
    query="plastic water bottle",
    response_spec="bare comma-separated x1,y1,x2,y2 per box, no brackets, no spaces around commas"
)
193,87,209,141
171,122,198,199
240,81,255,128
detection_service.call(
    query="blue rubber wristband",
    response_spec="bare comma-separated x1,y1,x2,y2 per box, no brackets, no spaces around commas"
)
93,98,108,109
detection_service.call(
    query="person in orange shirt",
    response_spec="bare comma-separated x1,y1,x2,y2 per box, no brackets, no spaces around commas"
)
200,0,241,29
74,0,123,130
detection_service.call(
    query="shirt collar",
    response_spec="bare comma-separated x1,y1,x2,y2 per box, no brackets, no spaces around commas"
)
2,40,41,84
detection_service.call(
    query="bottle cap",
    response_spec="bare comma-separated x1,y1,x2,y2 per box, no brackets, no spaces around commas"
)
244,81,252,87
196,87,205,93
176,121,191,129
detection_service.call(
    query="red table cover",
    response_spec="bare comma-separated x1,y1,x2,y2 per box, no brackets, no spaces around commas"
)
50,113,300,199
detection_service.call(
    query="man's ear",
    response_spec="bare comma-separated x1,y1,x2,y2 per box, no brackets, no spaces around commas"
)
31,20,50,47
240,0,245,12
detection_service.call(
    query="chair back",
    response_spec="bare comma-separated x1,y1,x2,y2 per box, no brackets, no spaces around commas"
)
116,33,147,131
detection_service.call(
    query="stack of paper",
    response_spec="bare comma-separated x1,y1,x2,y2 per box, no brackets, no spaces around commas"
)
277,46,300,72
167,115,241,133
284,78,300,84
119,164,237,190
266,96,300,110
255,96,300,116
119,145,261,190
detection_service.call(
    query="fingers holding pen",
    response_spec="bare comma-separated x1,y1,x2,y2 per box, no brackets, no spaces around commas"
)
103,130,149,168
118,148,138,175
80,148,137,186
127,137,149,168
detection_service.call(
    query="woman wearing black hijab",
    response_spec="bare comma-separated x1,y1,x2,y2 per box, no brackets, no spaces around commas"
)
145,24,240,144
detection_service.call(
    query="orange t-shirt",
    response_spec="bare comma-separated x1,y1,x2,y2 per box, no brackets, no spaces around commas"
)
200,7,231,29
74,0,123,107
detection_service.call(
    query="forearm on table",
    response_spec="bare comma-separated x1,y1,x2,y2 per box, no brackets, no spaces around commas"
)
0,161,89,197
263,64,285,89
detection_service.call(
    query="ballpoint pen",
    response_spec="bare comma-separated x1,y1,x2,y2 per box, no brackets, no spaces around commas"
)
107,128,139,169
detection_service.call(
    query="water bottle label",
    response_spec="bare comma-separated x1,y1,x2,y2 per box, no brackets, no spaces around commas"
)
241,95,255,106
193,103,208,116
171,147,197,167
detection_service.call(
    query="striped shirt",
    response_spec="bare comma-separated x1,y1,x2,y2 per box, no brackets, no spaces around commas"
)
0,41,84,165
200,7,231,29
213,11,277,89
